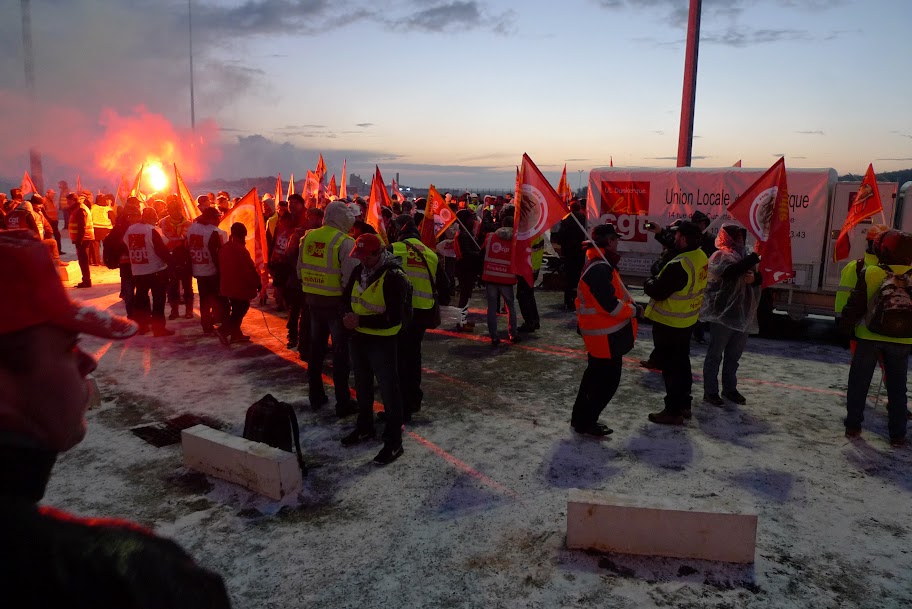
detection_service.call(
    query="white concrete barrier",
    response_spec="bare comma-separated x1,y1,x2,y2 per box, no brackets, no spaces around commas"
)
181,425,302,500
566,489,757,564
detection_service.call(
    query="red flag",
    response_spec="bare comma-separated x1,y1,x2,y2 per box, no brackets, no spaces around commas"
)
304,171,319,202
218,187,269,285
556,164,572,204
21,171,38,196
834,163,884,261
76,175,83,195
339,160,347,199
512,153,570,285
286,172,295,199
115,174,130,206
367,166,390,243
733,160,742,167
173,163,200,221
275,173,282,204
726,157,793,288
129,165,143,200
610,156,613,168
419,184,455,248
328,174,338,199
315,154,327,184
391,177,403,202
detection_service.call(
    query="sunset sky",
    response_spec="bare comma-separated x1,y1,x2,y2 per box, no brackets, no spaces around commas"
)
1,0,910,189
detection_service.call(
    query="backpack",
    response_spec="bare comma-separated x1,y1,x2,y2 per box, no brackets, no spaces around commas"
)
865,265,912,338
242,394,306,476
103,225,126,269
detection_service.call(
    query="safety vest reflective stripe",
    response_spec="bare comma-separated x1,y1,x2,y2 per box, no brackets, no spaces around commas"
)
645,248,708,328
482,233,516,284
576,255,636,358
352,270,401,336
531,235,545,272
392,239,437,310
300,226,351,296
579,321,631,336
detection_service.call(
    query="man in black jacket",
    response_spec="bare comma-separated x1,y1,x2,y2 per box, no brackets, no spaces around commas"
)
554,201,587,311
0,230,231,608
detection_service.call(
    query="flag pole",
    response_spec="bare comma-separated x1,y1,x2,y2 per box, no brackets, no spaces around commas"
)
564,209,636,303
454,216,481,250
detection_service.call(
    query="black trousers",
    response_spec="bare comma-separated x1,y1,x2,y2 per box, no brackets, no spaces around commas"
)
352,333,403,446
196,275,223,331
167,266,193,307
75,240,92,285
456,270,478,309
307,306,351,408
397,321,427,416
223,298,250,338
562,254,584,307
571,353,623,427
134,270,169,330
516,271,539,324
652,321,695,414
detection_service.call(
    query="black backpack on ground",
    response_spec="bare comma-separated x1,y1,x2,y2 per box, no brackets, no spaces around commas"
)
242,394,306,476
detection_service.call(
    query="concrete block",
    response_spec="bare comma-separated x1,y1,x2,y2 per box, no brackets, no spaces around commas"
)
181,425,302,500
566,489,757,564
86,376,101,410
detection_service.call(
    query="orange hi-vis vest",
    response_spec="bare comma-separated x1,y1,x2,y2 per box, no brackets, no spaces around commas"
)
481,232,516,285
575,250,637,358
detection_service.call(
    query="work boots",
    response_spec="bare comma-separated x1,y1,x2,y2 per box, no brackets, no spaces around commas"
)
184,298,194,319
168,305,180,320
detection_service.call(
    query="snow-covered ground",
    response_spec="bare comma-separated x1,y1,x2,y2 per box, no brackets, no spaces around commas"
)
47,246,912,609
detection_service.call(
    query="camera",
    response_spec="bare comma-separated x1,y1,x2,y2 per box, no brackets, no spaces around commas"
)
644,221,657,230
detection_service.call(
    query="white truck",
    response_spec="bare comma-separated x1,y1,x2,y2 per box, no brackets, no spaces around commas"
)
585,166,911,326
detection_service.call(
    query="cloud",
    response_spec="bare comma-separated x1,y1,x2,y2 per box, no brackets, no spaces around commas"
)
355,123,375,128
564,158,592,162
702,28,806,47
795,130,825,135
877,157,912,162
891,131,912,140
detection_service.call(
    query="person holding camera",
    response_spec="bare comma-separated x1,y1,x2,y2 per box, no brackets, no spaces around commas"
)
643,221,708,425
698,224,761,406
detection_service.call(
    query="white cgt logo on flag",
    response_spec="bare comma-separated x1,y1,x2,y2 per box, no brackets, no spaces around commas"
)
749,187,777,242
516,184,549,241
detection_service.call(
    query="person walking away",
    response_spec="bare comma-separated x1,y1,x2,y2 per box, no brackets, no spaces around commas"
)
286,205,324,356
572,224,641,436
0,230,231,608
481,215,518,345
453,209,482,332
217,223,261,345
554,200,587,311
159,197,193,320
839,229,912,447
187,207,227,335
109,204,141,321
391,215,451,420
298,200,358,416
699,224,761,406
270,194,305,341
68,193,94,288
124,208,173,336
517,234,544,332
90,195,114,268
341,234,411,465
643,221,708,425
43,187,62,253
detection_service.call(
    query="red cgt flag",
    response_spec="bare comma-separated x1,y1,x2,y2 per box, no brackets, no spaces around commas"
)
339,160,347,200
419,184,456,249
328,174,338,199
834,163,884,261
20,171,38,196
315,154,327,184
218,187,270,289
725,157,794,288
367,166,390,244
512,153,569,285
173,163,200,221
286,172,295,199
556,164,572,204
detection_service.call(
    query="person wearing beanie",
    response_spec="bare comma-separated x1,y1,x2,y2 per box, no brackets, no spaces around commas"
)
571,223,642,436
644,220,709,425
0,230,230,608
216,222,261,345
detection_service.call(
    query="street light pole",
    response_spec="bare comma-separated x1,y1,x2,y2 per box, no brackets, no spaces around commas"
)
189,0,196,129
676,0,702,167
20,0,44,192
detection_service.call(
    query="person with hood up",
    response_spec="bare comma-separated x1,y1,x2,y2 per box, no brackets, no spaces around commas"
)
298,200,359,417
481,215,519,345
340,233,412,465
698,223,761,406
571,223,641,436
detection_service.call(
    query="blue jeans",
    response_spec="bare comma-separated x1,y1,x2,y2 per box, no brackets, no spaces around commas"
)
845,338,910,439
485,282,516,339
702,322,749,395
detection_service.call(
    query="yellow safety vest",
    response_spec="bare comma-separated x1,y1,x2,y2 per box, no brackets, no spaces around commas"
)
352,270,401,336
531,235,545,272
854,264,912,344
392,238,437,310
299,225,352,296
835,252,879,313
645,248,708,328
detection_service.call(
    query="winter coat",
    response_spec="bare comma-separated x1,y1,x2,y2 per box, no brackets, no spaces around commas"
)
219,240,261,300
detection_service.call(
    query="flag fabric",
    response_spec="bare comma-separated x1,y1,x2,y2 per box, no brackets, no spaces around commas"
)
304,171,319,202
725,156,793,288
173,163,200,221
129,165,143,200
610,156,613,168
315,154,327,184
328,174,338,199
218,187,269,288
76,175,83,195
20,171,38,196
275,173,282,204
834,163,884,261
733,160,742,167
391,177,403,202
286,173,295,199
419,184,456,248
556,164,572,204
367,166,390,243
339,160,347,200
512,153,570,285
115,174,130,206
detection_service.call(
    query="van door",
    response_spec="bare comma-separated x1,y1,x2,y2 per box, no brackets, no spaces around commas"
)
822,181,898,291
897,181,912,233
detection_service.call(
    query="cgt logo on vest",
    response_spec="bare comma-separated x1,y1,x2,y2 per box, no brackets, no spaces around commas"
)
307,241,326,258
596,180,651,242
490,240,511,255
406,248,424,268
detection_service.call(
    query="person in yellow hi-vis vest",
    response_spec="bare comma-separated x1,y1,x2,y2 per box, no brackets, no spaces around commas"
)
298,201,358,417
644,221,708,425
341,234,412,465
839,229,912,447
835,224,889,315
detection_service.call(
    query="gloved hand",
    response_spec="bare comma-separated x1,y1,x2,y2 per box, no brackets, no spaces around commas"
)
745,252,761,265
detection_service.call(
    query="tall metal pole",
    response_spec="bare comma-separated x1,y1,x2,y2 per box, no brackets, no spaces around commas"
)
189,0,196,129
676,0,702,168
21,0,44,192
